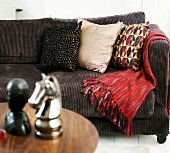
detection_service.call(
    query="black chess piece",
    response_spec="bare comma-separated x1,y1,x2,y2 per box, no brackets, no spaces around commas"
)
5,78,31,136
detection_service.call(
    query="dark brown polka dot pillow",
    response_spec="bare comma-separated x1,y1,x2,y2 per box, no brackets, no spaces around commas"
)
38,21,82,73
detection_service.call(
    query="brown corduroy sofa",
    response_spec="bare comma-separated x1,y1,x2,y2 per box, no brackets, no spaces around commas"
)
0,11,169,143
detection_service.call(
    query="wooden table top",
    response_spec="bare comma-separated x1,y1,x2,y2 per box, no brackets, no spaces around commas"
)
0,103,99,153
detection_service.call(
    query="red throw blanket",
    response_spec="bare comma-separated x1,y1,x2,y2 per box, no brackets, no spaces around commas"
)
82,29,170,136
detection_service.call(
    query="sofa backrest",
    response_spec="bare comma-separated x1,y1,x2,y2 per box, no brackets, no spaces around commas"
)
0,18,52,64
0,12,145,64
52,11,145,29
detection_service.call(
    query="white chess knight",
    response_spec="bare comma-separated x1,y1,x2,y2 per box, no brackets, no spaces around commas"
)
28,73,63,139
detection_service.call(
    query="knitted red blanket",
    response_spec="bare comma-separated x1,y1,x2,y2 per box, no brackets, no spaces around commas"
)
82,29,170,136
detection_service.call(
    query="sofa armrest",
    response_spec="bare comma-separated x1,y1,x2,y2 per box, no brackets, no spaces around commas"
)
149,23,160,30
148,26,169,107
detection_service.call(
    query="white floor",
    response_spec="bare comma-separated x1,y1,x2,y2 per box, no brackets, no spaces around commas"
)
94,122,170,153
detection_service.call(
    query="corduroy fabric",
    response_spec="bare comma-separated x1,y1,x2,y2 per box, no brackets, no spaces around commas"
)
149,40,169,107
135,90,155,118
85,11,145,25
0,18,52,64
149,24,170,107
52,11,145,29
150,24,160,30
0,64,42,102
48,67,155,118
87,106,169,135
0,13,169,137
82,29,169,136
0,64,155,118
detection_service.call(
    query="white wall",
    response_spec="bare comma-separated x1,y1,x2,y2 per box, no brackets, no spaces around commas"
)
143,0,170,38
0,0,46,19
0,0,170,38
44,0,142,18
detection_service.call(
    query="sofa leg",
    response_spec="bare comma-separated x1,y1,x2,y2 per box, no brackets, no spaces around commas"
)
157,135,167,144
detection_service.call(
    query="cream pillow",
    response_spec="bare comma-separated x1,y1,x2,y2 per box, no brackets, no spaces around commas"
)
77,18,124,73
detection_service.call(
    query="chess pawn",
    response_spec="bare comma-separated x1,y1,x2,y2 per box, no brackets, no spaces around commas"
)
5,78,31,136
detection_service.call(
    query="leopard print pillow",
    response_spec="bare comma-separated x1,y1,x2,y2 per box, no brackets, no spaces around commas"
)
38,22,82,73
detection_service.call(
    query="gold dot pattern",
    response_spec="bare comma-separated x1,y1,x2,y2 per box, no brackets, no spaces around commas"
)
38,22,82,72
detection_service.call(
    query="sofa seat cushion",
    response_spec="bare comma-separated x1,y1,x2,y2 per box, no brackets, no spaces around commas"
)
49,67,155,118
0,64,42,102
0,18,52,64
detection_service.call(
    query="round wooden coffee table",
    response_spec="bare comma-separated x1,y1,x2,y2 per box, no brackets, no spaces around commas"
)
0,103,98,153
